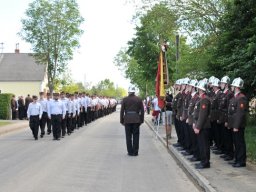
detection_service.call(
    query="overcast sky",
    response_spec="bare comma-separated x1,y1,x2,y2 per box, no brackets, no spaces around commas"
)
0,0,137,89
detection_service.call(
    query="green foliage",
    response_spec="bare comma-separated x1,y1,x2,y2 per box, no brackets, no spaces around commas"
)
0,94,13,120
90,79,126,98
115,3,177,95
245,116,256,162
213,0,256,99
19,0,84,94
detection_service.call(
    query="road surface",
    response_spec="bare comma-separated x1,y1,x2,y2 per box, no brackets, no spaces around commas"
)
0,111,199,192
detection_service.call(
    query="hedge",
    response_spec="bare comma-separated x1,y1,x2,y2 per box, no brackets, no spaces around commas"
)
0,93,13,120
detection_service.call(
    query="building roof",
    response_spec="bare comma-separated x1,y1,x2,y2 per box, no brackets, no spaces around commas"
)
0,53,46,81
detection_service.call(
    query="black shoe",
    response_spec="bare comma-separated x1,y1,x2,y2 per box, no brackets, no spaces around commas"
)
232,163,246,168
40,134,44,138
53,138,57,140
173,143,181,148
34,137,38,140
47,132,51,135
195,163,210,169
228,161,237,165
224,156,234,161
62,136,65,138
181,151,193,156
220,154,227,158
133,153,138,156
57,138,60,140
127,153,133,156
177,147,185,151
213,150,224,155
188,157,201,162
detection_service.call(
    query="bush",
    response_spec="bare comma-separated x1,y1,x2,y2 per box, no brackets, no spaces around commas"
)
0,93,13,120
246,116,256,162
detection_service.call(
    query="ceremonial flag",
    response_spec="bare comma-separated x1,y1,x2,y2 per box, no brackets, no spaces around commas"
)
155,51,165,109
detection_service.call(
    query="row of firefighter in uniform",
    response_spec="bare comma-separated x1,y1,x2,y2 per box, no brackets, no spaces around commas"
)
170,76,247,169
27,92,117,141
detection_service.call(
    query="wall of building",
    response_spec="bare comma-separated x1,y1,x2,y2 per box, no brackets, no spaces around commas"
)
0,81,46,97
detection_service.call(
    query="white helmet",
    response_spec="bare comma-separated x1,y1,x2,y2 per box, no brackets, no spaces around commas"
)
212,77,220,87
182,77,190,85
231,77,244,88
189,79,198,87
208,76,215,84
128,85,136,93
220,76,230,84
175,79,182,85
201,78,208,84
197,80,207,91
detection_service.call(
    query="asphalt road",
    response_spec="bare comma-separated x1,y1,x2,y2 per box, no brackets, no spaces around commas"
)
0,111,199,192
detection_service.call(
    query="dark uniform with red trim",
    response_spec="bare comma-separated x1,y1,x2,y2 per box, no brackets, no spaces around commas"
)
195,93,211,167
120,94,144,156
228,92,248,166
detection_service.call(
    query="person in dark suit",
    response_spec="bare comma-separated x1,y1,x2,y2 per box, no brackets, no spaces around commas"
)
120,86,144,156
11,95,17,120
18,96,25,120
193,80,211,169
228,77,248,168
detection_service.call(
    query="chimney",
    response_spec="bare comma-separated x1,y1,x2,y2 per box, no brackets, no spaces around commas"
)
15,43,20,53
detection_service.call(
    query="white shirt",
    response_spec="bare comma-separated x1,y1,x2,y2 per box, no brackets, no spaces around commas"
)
47,99,66,118
68,100,76,115
38,98,47,112
27,102,43,119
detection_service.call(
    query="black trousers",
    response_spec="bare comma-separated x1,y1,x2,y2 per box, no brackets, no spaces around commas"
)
184,122,192,151
198,128,210,165
233,128,246,164
224,127,234,157
12,110,17,120
174,117,181,144
125,123,140,155
190,124,200,159
51,115,62,139
29,115,40,139
47,117,51,133
61,113,67,136
39,112,47,135
67,114,74,134
84,108,88,125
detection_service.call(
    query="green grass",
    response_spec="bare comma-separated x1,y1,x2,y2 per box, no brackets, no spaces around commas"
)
246,117,256,163
0,122,11,127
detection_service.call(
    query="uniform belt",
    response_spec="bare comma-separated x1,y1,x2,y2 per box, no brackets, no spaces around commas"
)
126,111,138,114
51,114,62,116
30,115,39,117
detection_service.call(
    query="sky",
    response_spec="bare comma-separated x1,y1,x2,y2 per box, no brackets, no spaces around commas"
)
0,0,137,90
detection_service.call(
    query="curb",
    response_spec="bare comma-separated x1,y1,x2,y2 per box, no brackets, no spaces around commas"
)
145,120,217,192
0,121,29,136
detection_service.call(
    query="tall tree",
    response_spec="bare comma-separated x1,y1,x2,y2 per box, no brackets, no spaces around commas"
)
19,0,84,94
115,3,178,95
213,0,256,98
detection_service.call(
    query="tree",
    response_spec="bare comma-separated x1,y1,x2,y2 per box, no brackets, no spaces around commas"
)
19,0,84,94
213,0,256,98
115,3,178,95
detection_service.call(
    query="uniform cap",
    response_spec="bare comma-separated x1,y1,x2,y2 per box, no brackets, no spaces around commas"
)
182,77,190,85
231,77,244,88
189,79,198,87
128,86,136,93
208,76,215,84
197,80,207,91
212,77,220,87
220,76,230,84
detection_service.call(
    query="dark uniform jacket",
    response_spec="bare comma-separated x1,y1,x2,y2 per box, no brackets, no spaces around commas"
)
11,98,17,112
219,89,233,123
210,90,222,122
188,93,199,125
228,92,248,129
120,94,144,124
182,91,191,121
195,93,211,130
177,91,185,118
172,92,181,116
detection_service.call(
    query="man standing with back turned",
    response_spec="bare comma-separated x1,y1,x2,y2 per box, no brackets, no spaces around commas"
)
120,86,144,156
